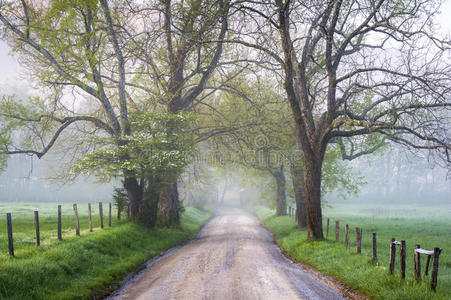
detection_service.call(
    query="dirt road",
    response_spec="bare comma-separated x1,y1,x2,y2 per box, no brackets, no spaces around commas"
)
110,207,347,300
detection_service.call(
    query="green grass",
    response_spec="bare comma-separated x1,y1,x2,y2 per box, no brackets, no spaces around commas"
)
0,202,123,257
0,203,212,299
252,204,451,300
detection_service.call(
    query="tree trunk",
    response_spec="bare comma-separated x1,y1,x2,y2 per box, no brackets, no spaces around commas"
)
290,161,307,228
303,153,324,239
156,107,183,226
157,181,180,226
124,174,163,227
123,176,142,222
141,178,160,228
273,165,287,216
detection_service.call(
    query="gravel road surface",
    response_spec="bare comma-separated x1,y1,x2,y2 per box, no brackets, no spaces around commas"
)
110,207,348,300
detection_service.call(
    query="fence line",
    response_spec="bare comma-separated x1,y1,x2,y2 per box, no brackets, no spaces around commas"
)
4,202,117,257
320,217,444,292
276,210,443,291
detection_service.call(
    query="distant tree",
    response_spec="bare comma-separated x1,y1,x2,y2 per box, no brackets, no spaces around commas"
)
206,74,363,220
204,77,292,215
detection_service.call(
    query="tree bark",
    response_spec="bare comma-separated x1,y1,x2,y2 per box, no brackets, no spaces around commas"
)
123,176,142,222
140,178,160,228
290,161,307,228
157,181,180,226
124,175,162,227
273,165,287,216
155,112,182,226
303,151,324,239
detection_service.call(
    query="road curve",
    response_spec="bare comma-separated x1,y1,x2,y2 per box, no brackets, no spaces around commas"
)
109,207,347,300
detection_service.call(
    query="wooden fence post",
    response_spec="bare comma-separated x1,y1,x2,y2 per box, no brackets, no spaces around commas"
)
425,254,431,276
99,202,104,229
326,218,329,238
414,244,421,280
57,205,62,240
335,221,339,241
372,233,377,262
400,240,406,279
117,203,121,220
390,238,396,274
73,204,80,236
345,224,349,249
88,203,93,232
6,213,14,256
431,248,441,291
356,227,361,253
34,211,40,247
108,203,112,227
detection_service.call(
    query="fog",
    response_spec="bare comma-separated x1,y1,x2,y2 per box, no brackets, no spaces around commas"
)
0,137,449,209
0,154,114,203
181,144,451,210
325,146,451,206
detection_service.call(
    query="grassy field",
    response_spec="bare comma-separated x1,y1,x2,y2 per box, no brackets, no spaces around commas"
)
0,202,212,299
252,203,450,300
0,202,122,257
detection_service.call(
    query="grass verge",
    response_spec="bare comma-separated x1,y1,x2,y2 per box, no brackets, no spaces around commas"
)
251,205,450,300
0,206,212,299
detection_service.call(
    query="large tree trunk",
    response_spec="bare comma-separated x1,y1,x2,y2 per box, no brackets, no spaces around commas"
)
157,181,180,226
155,118,182,227
290,161,307,228
123,176,142,222
124,173,161,227
140,178,160,228
273,165,287,216
303,151,324,239
157,92,184,226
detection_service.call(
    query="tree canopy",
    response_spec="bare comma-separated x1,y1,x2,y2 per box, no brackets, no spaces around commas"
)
0,0,449,237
